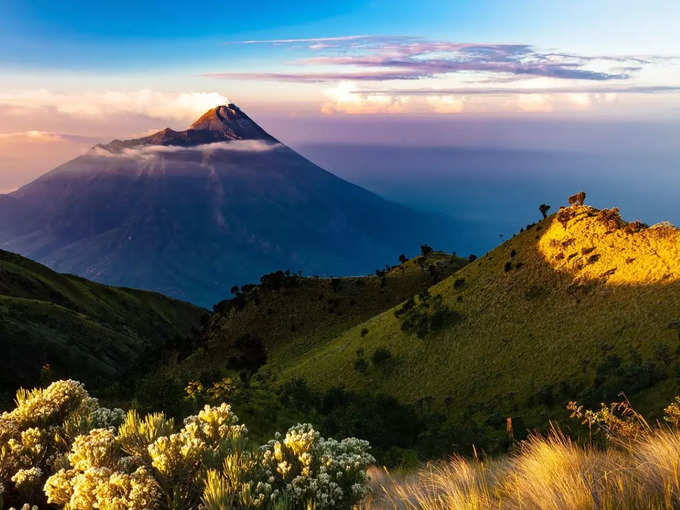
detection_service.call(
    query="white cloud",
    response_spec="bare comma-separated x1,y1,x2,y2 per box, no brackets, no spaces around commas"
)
0,90,229,121
92,140,281,159
426,96,465,113
321,81,408,114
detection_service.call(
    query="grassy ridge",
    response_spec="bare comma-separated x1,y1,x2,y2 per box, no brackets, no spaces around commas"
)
157,251,468,380
282,206,680,429
0,249,205,398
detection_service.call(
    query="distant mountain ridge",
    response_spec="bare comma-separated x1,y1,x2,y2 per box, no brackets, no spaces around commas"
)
0,104,454,306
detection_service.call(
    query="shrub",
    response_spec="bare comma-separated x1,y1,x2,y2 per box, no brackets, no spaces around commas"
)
353,358,369,374
0,380,124,509
557,207,576,228
420,245,433,256
397,291,462,339
625,220,648,234
597,207,625,230
568,190,586,206
1,381,374,510
258,424,373,509
371,348,393,366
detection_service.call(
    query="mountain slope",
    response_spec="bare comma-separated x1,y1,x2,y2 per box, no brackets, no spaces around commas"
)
0,249,205,400
280,204,680,425
0,104,453,306
152,251,468,380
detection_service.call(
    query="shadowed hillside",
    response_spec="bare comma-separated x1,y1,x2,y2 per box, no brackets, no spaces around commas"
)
280,203,680,435
0,249,205,401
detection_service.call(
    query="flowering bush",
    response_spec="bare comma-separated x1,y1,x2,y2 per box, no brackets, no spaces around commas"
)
1,381,375,510
0,380,124,508
257,424,374,509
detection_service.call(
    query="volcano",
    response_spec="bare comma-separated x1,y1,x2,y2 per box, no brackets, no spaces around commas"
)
0,104,453,306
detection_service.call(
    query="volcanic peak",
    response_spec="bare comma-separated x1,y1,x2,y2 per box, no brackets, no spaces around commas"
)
98,103,277,152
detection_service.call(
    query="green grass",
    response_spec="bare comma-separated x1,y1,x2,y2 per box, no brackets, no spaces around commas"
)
154,251,467,382
0,249,205,400
280,206,680,431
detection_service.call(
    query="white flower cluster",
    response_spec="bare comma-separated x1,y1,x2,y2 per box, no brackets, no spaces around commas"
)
259,423,375,509
89,405,126,429
10,467,42,490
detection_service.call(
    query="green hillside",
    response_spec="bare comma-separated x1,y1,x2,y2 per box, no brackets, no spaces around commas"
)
153,250,468,381
280,205,680,441
0,249,205,401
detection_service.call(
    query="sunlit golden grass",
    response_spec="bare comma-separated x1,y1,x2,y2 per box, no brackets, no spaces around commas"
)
537,206,680,285
361,427,680,510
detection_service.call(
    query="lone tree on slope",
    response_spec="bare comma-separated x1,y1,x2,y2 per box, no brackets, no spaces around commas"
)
539,203,551,219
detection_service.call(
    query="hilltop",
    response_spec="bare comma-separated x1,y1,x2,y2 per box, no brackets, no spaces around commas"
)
278,202,680,445
0,249,205,403
149,250,468,383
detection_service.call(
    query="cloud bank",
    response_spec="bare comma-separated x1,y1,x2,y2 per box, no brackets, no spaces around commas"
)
0,90,229,121
350,85,680,96
92,139,281,159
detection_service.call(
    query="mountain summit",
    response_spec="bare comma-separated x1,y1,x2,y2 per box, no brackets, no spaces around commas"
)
0,104,454,305
100,103,277,152
190,103,275,140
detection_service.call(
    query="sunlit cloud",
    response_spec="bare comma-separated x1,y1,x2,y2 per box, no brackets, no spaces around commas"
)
0,130,99,143
426,96,465,114
315,84,645,116
204,71,428,83
348,85,680,96
220,37,666,83
0,90,230,121
320,81,408,115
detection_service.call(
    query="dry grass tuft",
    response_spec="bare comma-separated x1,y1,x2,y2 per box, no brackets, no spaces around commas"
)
362,426,680,510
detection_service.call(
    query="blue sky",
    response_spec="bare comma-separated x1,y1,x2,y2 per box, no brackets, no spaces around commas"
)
2,1,679,68
1,0,679,192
